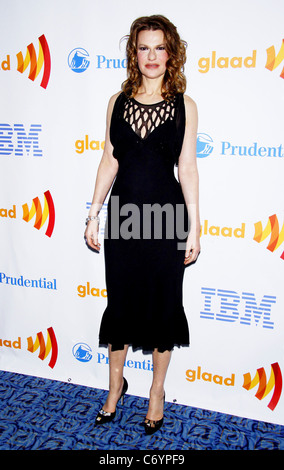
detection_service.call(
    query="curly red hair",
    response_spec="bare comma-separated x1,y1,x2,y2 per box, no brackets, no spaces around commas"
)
121,15,187,101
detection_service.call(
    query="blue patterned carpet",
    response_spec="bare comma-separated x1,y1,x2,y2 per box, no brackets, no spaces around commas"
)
0,369,283,451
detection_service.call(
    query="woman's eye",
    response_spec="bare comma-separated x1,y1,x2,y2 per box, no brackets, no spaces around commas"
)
138,46,148,51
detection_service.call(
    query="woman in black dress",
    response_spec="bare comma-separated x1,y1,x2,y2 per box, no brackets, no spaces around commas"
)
85,15,200,434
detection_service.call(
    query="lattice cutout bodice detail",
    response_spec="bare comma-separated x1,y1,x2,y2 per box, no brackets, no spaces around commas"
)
123,98,176,140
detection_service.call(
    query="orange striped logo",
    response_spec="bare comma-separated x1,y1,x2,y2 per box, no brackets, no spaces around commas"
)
253,214,284,260
265,39,284,79
27,327,58,369
16,34,51,89
243,363,282,411
22,190,55,237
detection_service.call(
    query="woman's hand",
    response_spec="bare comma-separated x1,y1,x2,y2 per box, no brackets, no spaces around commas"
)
84,220,101,252
184,230,200,265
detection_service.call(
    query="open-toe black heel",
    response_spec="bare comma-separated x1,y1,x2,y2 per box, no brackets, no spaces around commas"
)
95,377,128,425
144,393,165,435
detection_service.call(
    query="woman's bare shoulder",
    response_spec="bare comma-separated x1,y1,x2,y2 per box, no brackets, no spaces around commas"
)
106,91,123,121
109,90,123,107
182,95,198,133
183,94,197,113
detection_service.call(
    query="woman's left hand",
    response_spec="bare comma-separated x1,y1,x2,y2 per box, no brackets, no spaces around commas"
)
184,231,201,265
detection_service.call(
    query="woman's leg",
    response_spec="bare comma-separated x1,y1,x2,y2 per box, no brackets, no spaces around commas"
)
146,349,172,421
102,344,129,413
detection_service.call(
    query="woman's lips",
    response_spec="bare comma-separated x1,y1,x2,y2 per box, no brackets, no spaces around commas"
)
145,64,159,69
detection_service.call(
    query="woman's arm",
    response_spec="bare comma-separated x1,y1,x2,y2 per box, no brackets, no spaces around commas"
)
84,92,120,251
178,95,201,265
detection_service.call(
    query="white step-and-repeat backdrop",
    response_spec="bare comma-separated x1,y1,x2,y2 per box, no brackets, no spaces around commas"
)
1,0,283,425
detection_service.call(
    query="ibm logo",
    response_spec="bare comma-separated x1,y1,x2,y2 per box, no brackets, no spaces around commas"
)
200,287,276,329
0,123,42,157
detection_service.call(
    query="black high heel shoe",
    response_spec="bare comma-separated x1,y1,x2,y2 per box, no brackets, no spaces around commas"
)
144,393,165,435
95,377,128,425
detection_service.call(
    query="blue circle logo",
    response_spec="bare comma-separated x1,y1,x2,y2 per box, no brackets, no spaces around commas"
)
196,133,214,158
68,48,90,73
72,343,92,362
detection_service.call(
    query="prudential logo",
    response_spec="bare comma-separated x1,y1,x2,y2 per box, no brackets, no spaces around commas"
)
72,343,93,362
195,132,284,159
68,48,90,73
196,133,214,158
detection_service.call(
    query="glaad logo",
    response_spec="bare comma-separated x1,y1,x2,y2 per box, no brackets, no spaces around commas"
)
200,214,284,261
16,34,51,88
68,48,90,73
22,190,55,237
77,282,107,298
197,40,284,80
0,327,58,369
265,39,284,79
197,39,284,80
185,362,282,411
254,214,284,261
200,220,245,239
75,135,105,154
27,327,58,369
1,35,51,88
1,190,55,237
243,363,282,411
186,366,235,386
0,336,21,349
198,50,256,73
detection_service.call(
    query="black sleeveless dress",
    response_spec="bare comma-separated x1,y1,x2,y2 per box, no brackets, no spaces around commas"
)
99,92,190,353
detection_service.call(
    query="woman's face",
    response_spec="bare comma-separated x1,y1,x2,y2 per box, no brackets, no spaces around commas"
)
136,29,169,80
